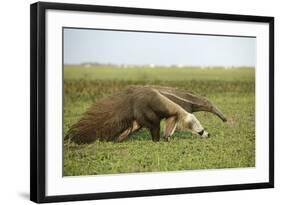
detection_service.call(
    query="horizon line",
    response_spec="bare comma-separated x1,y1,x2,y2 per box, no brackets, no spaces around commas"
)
64,63,255,68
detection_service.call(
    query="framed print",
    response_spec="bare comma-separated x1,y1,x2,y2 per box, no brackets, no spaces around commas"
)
30,2,274,203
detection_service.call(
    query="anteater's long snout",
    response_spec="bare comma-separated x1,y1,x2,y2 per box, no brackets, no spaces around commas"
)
212,105,227,122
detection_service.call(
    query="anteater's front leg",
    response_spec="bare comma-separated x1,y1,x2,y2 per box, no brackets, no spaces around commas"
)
149,124,160,142
163,116,178,141
138,108,161,142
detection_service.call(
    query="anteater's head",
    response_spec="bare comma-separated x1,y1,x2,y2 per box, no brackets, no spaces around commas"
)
183,113,210,138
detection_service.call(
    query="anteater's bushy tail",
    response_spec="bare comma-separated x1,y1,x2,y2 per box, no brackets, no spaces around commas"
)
65,91,132,144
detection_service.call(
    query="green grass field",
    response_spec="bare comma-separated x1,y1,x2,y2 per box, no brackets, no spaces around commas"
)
63,65,255,176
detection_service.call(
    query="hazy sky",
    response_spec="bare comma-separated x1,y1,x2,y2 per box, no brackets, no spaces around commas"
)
64,28,256,67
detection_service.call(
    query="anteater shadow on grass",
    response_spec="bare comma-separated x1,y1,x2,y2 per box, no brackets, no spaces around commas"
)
65,85,227,144
127,129,195,142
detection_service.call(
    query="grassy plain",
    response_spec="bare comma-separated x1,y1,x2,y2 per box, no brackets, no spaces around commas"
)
63,65,255,176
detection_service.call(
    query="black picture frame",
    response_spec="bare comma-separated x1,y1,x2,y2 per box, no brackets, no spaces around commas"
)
30,1,274,203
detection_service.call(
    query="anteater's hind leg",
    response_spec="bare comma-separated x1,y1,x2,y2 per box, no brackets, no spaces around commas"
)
116,128,131,142
163,116,178,141
116,121,141,142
